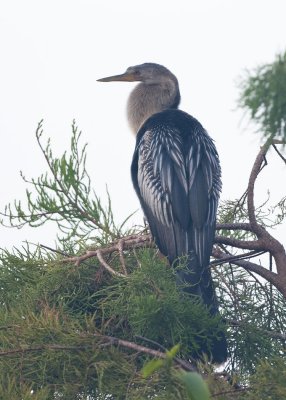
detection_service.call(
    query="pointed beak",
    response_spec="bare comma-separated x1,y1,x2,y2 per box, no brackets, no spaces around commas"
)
97,71,138,83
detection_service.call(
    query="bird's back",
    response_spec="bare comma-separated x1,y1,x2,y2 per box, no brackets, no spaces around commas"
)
131,109,227,362
131,109,221,273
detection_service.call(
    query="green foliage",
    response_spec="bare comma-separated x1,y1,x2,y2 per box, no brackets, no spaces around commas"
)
0,120,286,398
1,120,134,247
218,194,285,239
245,357,286,399
95,251,225,359
214,263,286,378
239,51,286,140
0,245,225,399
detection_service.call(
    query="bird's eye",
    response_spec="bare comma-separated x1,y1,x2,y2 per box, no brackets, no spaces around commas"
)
134,70,140,76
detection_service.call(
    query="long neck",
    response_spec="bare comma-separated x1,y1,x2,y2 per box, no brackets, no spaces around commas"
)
127,78,180,134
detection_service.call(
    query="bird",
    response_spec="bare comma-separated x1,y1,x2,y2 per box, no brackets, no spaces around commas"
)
97,63,227,363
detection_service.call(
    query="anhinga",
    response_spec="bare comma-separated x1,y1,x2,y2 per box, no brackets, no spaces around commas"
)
98,63,227,363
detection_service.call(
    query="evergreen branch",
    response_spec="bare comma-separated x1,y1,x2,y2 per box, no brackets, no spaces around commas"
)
0,325,20,331
227,319,286,341
97,334,196,372
35,122,117,239
0,337,195,372
39,244,69,257
215,269,243,319
0,344,87,357
211,386,250,398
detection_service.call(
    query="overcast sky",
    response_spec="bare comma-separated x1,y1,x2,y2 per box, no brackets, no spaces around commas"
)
1,0,286,250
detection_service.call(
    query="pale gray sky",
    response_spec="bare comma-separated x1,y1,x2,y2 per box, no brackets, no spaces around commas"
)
1,0,286,249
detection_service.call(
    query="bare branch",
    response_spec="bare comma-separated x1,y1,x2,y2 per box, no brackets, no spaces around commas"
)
61,234,153,277
95,249,126,278
212,247,279,286
247,142,270,236
215,235,264,251
0,336,195,372
216,223,254,232
210,249,266,266
272,143,286,164
98,334,196,372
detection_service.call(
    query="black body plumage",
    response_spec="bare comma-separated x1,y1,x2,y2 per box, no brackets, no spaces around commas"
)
98,63,227,363
131,109,227,362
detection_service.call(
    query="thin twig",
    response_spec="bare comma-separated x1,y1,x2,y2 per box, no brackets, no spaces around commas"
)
35,122,117,239
118,239,128,275
227,319,286,341
272,143,286,164
62,234,153,276
40,244,69,258
211,249,266,266
212,247,278,285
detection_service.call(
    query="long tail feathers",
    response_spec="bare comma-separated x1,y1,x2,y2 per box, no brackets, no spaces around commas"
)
175,257,228,364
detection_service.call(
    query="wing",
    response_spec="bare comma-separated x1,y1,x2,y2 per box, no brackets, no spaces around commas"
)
132,125,189,262
131,114,221,270
186,126,221,268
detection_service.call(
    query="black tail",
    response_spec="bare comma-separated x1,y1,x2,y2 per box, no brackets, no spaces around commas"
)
175,257,228,364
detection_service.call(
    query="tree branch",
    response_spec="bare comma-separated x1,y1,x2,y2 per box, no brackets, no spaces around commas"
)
216,222,253,232
214,235,264,251
61,234,153,277
0,335,195,372
212,247,279,286
227,319,286,341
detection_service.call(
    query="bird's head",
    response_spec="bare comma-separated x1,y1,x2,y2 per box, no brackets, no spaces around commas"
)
97,63,175,85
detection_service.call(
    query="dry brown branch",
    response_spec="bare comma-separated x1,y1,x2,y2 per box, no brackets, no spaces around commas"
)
43,140,286,295
61,233,153,277
214,140,286,296
95,249,126,278
98,334,196,372
247,142,270,236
